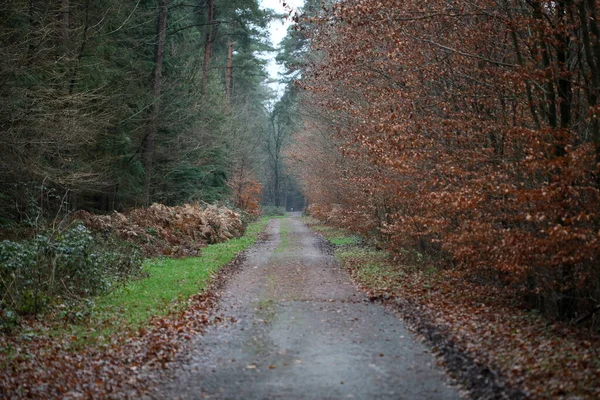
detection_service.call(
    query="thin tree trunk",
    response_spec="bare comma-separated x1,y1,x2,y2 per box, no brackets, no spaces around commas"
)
274,162,280,207
68,0,89,94
506,2,541,129
530,1,558,129
226,21,235,103
59,0,70,48
269,114,280,207
143,0,169,206
580,0,600,173
552,0,571,157
201,0,214,93
556,0,572,132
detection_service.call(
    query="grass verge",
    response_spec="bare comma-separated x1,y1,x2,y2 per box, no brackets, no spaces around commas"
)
58,217,270,342
275,218,289,252
306,219,361,247
305,216,600,399
1,217,273,397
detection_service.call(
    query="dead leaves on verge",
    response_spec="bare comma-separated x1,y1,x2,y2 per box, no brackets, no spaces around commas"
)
339,252,600,399
77,203,244,257
0,256,243,399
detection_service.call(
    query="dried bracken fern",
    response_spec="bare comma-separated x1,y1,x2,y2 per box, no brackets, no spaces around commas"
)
76,203,244,257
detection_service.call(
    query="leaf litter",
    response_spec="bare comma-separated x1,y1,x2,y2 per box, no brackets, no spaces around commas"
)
0,253,248,399
332,239,600,399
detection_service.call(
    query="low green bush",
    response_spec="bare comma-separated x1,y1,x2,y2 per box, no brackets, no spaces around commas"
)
0,223,143,322
261,205,286,216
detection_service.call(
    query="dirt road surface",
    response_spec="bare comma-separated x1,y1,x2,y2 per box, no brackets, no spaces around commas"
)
156,216,461,399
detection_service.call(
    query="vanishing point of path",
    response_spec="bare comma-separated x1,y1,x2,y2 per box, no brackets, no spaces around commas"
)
156,215,461,400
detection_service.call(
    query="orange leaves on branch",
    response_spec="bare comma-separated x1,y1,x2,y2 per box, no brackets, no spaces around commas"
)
228,170,263,216
290,0,600,326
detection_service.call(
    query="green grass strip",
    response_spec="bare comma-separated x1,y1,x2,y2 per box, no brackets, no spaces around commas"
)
304,218,393,290
305,218,361,246
275,218,289,252
62,217,270,341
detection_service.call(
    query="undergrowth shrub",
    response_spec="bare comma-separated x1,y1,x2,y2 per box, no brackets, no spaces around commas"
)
0,223,142,323
261,206,286,216
236,209,258,228
77,203,244,257
291,1,600,327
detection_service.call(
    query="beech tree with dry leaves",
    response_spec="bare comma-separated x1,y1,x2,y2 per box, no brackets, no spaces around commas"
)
289,0,600,324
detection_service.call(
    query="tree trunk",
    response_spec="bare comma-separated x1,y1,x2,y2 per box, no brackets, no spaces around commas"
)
59,0,70,48
226,21,235,103
580,0,600,177
201,0,214,93
143,0,169,206
554,0,572,157
505,1,541,129
68,0,88,94
530,1,558,129
274,164,280,207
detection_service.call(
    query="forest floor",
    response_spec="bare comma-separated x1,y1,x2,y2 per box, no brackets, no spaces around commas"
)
153,215,461,399
308,219,600,399
4,214,597,399
0,219,269,398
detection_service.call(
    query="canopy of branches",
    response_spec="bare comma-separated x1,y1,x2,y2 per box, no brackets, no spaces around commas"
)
288,0,600,325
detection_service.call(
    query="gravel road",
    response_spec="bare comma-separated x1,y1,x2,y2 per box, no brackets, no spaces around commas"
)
156,216,461,400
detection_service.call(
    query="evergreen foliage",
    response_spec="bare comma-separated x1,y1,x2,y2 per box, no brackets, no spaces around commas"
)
0,0,273,220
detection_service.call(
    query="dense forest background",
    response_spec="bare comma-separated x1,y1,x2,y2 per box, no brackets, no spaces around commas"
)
1,1,600,397
2,0,599,327
0,0,302,227
286,0,600,325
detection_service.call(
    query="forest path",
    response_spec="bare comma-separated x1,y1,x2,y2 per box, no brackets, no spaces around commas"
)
155,215,461,399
